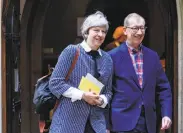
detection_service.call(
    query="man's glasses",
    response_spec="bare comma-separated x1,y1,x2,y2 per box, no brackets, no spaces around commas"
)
126,26,147,33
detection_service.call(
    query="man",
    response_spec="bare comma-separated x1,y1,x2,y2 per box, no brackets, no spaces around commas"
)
108,13,172,133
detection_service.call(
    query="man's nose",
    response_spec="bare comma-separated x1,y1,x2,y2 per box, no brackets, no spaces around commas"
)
136,28,143,34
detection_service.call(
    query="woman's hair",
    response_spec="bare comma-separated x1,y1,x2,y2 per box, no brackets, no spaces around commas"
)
124,13,145,27
81,11,109,39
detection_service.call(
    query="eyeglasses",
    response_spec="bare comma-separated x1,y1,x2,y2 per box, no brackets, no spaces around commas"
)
126,26,147,33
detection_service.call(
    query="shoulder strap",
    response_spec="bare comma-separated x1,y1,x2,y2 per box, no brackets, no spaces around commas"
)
65,47,80,81
40,47,80,133
52,47,80,112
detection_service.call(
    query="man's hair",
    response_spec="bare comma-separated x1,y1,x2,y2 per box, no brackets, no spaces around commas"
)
81,11,109,40
124,13,145,27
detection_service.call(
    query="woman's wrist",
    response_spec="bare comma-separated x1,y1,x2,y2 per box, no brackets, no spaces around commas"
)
98,97,104,106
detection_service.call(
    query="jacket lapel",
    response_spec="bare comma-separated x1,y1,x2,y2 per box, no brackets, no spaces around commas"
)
142,46,148,89
119,44,141,89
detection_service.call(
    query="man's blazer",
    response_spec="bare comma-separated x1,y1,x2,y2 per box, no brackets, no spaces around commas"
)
108,43,172,133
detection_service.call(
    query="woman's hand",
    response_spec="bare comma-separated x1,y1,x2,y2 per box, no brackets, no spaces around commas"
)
95,97,104,106
82,91,100,105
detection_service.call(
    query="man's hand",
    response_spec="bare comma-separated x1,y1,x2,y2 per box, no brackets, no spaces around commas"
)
161,116,172,130
106,129,110,133
82,91,99,105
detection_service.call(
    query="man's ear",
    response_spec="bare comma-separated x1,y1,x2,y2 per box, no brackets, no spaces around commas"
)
124,27,127,35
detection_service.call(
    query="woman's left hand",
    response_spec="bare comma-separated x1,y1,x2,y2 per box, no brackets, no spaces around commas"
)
95,97,104,106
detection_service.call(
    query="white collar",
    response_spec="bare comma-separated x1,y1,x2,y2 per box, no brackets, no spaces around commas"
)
125,41,142,51
80,41,102,56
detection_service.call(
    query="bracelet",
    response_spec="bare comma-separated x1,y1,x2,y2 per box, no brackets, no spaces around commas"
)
100,98,104,105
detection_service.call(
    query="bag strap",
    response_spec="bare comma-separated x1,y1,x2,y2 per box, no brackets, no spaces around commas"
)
65,47,80,81
40,47,80,133
53,47,80,111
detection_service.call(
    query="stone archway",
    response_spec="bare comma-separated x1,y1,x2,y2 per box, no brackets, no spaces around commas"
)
176,0,183,132
20,0,49,132
20,0,180,132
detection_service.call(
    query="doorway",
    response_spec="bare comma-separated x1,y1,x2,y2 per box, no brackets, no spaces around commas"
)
20,0,177,132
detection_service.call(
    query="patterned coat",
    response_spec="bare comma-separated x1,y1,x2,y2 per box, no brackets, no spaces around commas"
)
49,44,113,133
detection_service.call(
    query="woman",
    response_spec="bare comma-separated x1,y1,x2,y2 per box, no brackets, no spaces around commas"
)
49,11,113,133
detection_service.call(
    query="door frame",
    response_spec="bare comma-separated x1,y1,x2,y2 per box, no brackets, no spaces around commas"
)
20,0,179,132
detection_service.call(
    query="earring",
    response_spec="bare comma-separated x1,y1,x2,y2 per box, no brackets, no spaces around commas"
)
84,33,88,39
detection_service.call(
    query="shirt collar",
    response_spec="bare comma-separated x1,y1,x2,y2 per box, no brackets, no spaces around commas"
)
80,40,102,56
125,41,142,54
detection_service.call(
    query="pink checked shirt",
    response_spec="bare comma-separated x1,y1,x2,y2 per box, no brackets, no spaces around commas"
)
126,42,143,88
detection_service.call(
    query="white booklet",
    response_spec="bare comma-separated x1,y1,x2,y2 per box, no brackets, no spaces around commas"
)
85,73,104,90
78,73,104,94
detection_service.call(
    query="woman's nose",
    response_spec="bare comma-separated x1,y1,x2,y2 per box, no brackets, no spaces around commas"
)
98,30,104,36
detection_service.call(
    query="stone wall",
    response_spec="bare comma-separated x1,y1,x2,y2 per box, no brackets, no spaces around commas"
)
177,0,183,132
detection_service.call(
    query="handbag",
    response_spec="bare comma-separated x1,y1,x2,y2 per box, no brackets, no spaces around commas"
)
33,73,56,114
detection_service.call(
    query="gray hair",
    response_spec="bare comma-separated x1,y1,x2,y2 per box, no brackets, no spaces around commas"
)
81,11,109,39
124,13,145,27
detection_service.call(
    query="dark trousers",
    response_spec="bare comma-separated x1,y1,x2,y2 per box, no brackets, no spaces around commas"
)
112,106,148,133
84,120,96,133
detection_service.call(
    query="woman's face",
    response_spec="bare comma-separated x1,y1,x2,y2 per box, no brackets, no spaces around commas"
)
86,26,107,50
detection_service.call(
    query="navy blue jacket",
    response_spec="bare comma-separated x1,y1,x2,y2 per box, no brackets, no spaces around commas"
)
108,43,172,133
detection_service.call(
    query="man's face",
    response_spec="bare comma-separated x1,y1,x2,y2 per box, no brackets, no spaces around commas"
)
124,18,146,48
86,26,107,50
